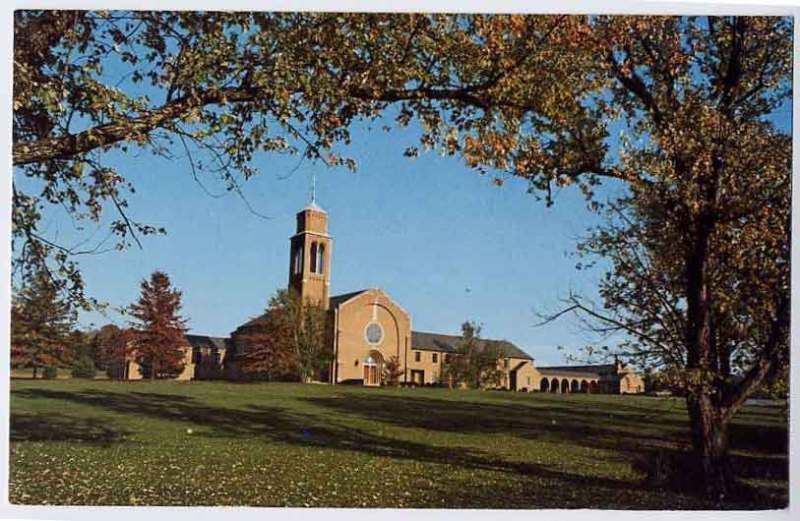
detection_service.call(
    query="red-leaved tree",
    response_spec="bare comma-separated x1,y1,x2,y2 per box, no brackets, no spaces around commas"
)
129,271,188,380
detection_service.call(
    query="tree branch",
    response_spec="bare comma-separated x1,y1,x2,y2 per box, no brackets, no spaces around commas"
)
720,289,789,421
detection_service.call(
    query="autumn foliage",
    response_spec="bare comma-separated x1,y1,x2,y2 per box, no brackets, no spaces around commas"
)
232,289,330,382
10,11,791,501
381,356,404,387
129,271,188,380
98,326,137,380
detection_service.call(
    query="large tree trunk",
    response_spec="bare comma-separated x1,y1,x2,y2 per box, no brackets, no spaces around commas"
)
32,365,37,379
687,389,732,502
683,178,732,500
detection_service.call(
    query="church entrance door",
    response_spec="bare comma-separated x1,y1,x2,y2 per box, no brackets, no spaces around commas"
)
363,353,382,386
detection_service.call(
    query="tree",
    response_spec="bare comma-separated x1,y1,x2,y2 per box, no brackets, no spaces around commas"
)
279,289,330,383
10,270,76,378
382,355,404,387
233,306,299,382
71,355,96,379
68,329,97,378
12,11,584,308
515,16,791,500
12,11,790,499
129,271,188,379
550,154,789,493
444,321,504,389
90,323,124,371
101,327,136,380
291,295,331,383
233,289,330,382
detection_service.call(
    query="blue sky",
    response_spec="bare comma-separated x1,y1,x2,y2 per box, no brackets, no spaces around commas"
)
38,115,628,366
26,16,790,366
45,98,789,365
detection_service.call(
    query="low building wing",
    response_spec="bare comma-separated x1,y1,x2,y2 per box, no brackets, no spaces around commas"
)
410,331,533,360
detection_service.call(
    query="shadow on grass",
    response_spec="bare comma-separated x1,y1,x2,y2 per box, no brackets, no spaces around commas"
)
10,387,787,508
308,392,788,452
306,393,685,450
303,392,787,506
11,412,131,446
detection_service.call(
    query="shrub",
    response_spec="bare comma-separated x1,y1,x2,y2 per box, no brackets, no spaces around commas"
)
381,355,403,387
42,366,58,379
71,356,96,379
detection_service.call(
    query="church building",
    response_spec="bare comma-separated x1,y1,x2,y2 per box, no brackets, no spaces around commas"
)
215,200,541,388
185,200,643,393
118,197,643,394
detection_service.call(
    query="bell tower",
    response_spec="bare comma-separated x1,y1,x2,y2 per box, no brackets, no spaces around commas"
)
288,200,331,309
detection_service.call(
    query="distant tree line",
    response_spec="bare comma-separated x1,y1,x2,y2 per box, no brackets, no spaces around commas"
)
10,269,333,384
11,269,189,380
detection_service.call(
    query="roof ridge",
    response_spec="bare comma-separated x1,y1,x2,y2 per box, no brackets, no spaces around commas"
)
330,288,369,298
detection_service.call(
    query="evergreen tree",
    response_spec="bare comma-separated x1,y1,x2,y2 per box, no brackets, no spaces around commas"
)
69,329,96,378
11,270,76,378
129,271,188,380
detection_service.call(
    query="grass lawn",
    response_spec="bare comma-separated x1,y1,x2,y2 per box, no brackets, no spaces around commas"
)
8,380,788,509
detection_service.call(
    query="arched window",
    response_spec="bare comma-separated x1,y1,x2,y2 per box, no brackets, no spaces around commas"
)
310,242,318,273
317,244,325,274
293,245,303,274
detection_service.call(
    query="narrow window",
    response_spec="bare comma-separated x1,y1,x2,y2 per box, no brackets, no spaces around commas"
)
432,353,438,363
317,244,325,274
293,245,303,274
310,242,318,273
444,354,450,363
414,351,421,362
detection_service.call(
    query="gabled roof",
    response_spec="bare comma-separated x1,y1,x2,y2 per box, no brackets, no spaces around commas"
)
329,289,369,309
185,334,231,350
236,313,270,330
236,290,369,330
410,330,533,360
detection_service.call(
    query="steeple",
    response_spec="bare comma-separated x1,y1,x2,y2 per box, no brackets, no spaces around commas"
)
310,170,316,205
288,181,331,309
